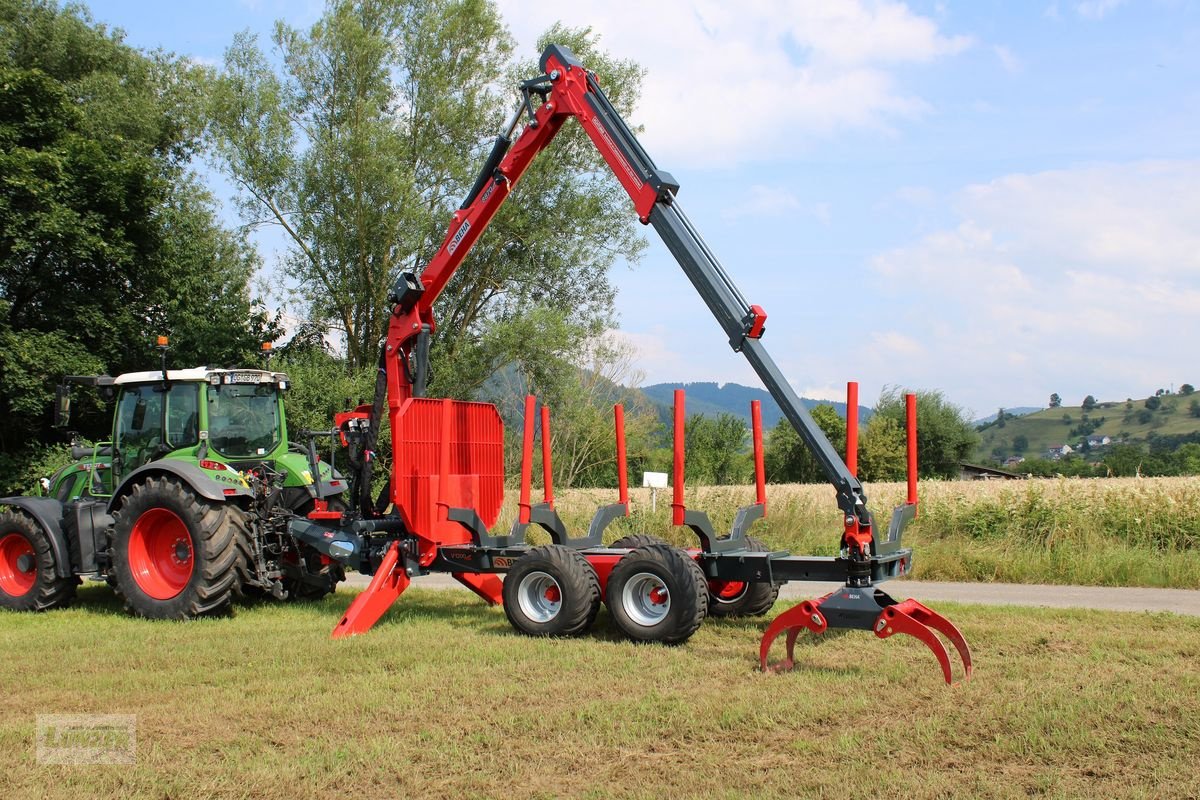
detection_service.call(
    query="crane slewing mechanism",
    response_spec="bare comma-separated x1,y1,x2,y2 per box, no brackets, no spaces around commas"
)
294,45,972,683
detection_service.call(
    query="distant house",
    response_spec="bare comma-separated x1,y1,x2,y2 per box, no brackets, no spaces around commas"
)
1004,456,1026,467
1086,435,1112,447
959,462,1025,480
1047,444,1074,459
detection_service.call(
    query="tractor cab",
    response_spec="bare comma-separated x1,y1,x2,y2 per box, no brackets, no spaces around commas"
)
48,368,291,500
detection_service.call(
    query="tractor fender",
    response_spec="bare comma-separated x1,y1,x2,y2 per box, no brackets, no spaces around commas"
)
0,496,72,578
111,461,253,508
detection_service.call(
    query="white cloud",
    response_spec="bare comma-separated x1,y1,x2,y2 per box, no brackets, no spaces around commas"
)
720,185,832,224
992,44,1022,73
869,160,1200,410
494,0,971,167
1076,0,1125,20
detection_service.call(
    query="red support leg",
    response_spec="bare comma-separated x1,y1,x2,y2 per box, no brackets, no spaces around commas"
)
906,392,918,513
331,541,411,639
540,404,554,509
750,399,766,512
519,395,535,524
453,572,504,605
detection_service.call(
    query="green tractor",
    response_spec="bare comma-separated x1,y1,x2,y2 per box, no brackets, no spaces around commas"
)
0,358,348,619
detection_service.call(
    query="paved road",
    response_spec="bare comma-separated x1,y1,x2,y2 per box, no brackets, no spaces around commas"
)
344,572,1200,617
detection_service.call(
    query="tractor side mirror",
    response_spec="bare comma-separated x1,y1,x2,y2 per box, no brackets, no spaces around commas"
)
54,385,71,428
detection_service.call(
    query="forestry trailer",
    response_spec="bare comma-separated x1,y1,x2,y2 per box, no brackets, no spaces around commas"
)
302,45,972,681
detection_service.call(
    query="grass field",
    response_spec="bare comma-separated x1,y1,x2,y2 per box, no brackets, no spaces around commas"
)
550,477,1200,589
2,585,1199,799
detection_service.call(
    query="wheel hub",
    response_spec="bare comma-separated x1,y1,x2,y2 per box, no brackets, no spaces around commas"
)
622,572,671,627
517,571,562,623
0,532,37,597
127,508,195,600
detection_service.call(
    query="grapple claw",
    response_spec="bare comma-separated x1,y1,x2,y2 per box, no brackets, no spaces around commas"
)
876,599,972,684
759,587,971,684
759,599,827,672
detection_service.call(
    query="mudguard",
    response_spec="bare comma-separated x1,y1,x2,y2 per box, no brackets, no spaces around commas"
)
111,460,253,506
0,496,72,578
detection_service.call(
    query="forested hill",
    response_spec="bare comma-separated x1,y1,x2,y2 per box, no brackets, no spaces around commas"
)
640,382,873,427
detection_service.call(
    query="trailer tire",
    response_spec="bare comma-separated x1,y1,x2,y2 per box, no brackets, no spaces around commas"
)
609,534,666,549
606,544,708,645
503,545,600,637
0,510,76,611
111,477,242,620
706,535,780,618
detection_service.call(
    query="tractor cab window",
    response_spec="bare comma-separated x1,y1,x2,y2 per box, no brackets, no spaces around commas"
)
166,383,199,448
208,382,281,457
115,385,164,470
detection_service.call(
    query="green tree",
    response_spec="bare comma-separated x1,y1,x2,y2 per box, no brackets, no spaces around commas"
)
208,1,646,396
1190,399,1200,419
0,0,272,454
874,388,976,479
1082,394,1097,411
1012,434,1029,453
684,413,749,486
764,404,845,484
857,414,905,481
1181,383,1195,396
1145,396,1162,411
1049,393,1061,408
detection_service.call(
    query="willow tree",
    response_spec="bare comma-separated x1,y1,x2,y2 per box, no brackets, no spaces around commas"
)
208,0,646,395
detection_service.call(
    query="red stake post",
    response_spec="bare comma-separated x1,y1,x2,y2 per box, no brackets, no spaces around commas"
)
751,399,766,513
518,395,535,524
906,392,918,513
540,404,554,509
672,389,686,526
437,398,453,521
846,381,859,478
614,404,629,514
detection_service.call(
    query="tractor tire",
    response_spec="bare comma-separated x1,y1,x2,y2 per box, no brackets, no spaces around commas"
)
283,498,348,602
110,477,243,620
503,545,601,637
609,534,667,549
606,544,708,645
0,510,76,612
705,535,781,618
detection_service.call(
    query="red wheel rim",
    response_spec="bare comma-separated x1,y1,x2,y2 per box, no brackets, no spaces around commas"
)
0,533,37,597
128,508,194,600
708,579,748,602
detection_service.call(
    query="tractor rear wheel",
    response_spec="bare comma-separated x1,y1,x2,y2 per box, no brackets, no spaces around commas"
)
111,478,242,620
606,544,708,645
284,498,348,601
705,535,781,618
503,545,601,637
0,510,76,611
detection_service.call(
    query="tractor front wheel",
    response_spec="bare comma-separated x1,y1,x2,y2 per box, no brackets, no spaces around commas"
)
0,510,76,612
111,478,242,620
503,545,601,637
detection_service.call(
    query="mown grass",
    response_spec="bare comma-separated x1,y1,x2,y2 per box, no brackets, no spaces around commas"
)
537,477,1200,589
2,585,1199,798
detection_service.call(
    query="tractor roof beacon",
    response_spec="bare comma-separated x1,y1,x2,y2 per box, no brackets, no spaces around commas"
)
295,45,972,683
0,353,350,620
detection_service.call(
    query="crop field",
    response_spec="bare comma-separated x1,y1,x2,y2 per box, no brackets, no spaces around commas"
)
2,585,1199,799
547,476,1200,589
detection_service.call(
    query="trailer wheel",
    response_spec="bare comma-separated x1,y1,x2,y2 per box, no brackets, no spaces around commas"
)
503,545,600,637
609,534,666,549
0,510,76,611
606,544,708,645
706,535,780,618
111,477,242,619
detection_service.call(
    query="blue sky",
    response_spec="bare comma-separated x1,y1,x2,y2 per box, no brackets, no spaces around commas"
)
83,0,1200,416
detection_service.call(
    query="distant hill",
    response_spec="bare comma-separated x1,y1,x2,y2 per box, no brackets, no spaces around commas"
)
975,393,1200,461
973,407,1041,426
640,381,872,428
